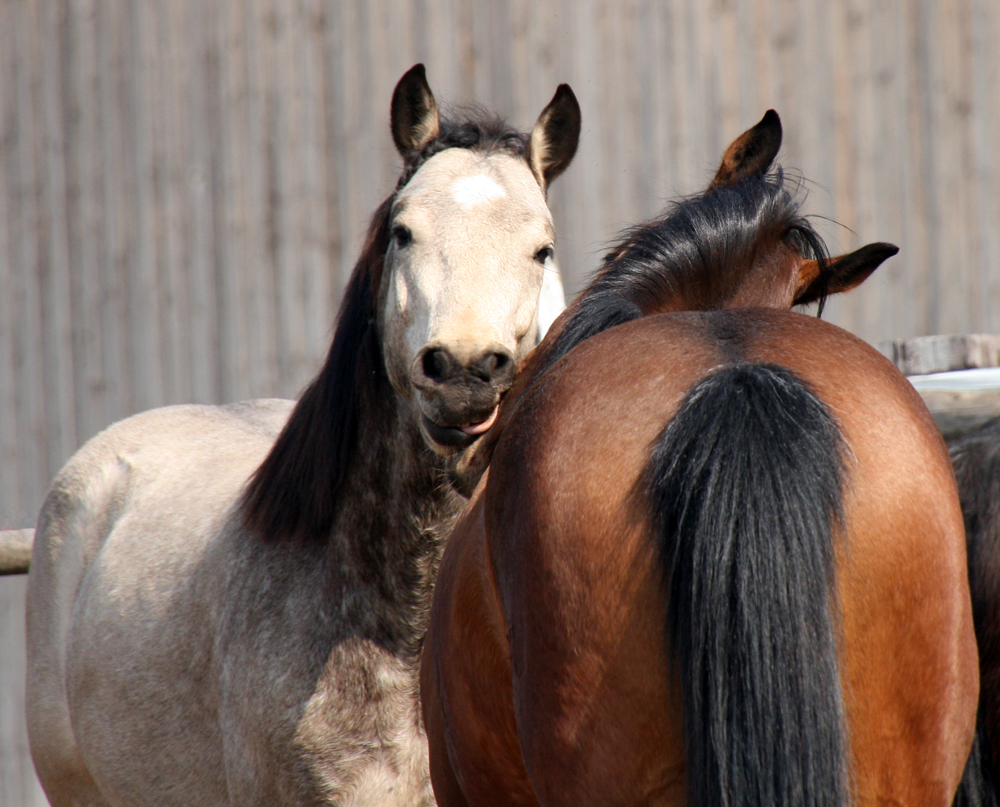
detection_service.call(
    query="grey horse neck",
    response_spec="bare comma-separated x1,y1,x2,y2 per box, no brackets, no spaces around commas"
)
313,395,461,658
234,217,463,657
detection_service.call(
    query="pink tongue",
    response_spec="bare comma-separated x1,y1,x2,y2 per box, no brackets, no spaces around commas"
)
460,406,499,436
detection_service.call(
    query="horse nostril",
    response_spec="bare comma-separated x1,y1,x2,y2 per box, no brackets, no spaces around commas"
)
421,348,451,383
473,349,515,387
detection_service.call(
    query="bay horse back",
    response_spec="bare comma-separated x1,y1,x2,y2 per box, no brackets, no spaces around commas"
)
469,310,974,807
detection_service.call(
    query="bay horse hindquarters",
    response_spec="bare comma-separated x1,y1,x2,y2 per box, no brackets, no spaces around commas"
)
427,311,977,807
26,65,580,807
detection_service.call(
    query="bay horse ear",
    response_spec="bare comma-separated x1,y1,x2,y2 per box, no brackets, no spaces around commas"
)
794,242,899,306
391,64,440,159
711,109,782,188
526,84,581,189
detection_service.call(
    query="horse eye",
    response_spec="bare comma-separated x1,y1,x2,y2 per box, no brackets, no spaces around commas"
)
534,246,553,264
392,225,412,248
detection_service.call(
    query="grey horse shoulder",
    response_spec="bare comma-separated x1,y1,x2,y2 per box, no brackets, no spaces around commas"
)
38,400,294,554
60,400,292,472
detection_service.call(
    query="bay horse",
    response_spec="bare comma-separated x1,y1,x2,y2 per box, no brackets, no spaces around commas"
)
422,111,978,807
25,65,580,807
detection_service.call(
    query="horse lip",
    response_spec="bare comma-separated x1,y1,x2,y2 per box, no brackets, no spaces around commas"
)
421,415,479,449
459,406,499,435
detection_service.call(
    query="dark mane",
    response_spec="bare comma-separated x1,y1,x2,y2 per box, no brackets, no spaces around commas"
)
241,107,527,543
541,169,830,374
241,197,393,543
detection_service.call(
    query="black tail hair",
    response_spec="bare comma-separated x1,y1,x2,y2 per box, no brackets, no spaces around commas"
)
646,363,848,807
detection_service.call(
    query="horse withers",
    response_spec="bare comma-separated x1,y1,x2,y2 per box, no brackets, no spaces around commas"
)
25,65,580,807
422,112,977,807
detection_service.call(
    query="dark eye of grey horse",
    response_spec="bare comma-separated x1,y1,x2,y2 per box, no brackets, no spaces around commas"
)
534,246,553,264
392,224,413,248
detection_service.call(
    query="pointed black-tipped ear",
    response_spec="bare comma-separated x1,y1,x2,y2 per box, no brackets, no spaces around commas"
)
526,84,581,190
711,110,782,188
794,242,899,306
391,64,440,160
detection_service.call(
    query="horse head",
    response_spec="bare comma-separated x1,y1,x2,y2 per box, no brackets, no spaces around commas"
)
379,65,580,454
599,109,898,317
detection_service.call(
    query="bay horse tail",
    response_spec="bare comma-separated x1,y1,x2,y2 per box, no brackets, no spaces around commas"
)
646,363,848,807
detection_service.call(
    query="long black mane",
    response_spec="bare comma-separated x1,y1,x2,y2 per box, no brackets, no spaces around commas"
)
540,169,830,375
241,110,528,544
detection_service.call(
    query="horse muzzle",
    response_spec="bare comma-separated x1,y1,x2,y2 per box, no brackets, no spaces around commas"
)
411,343,514,451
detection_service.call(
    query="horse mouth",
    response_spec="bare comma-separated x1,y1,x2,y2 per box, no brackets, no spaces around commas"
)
421,406,499,449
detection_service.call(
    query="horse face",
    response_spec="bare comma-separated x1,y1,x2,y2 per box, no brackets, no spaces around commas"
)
380,148,558,455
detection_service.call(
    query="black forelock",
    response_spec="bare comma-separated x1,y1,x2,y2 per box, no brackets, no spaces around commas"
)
395,105,529,189
540,169,830,375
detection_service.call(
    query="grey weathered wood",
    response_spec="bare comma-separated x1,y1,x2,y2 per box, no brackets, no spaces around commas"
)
0,574,47,807
882,332,1000,439
0,529,33,576
880,334,1000,375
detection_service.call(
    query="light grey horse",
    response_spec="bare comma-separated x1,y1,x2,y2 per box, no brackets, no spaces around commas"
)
25,65,580,807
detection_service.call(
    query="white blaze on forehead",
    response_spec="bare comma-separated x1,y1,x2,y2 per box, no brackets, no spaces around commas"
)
451,174,507,207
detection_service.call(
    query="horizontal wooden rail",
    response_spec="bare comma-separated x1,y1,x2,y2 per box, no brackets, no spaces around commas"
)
918,385,1000,442
881,334,1000,441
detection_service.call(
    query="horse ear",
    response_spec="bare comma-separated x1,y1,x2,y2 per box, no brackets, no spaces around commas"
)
526,84,581,189
711,110,782,188
794,242,899,306
391,64,440,159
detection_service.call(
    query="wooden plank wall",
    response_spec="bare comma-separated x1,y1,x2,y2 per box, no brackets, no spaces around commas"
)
1,0,998,802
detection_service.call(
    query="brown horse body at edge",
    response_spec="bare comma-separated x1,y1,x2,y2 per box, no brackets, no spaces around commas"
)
422,113,978,807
